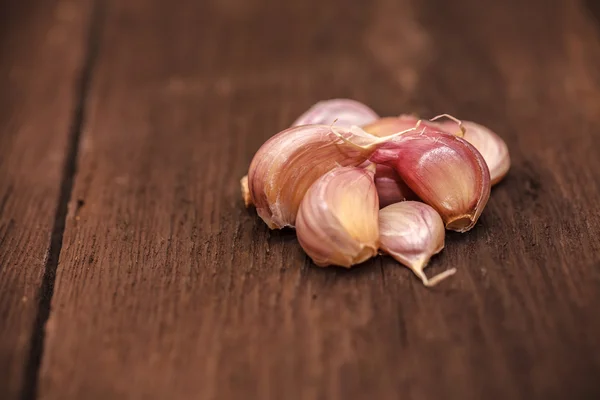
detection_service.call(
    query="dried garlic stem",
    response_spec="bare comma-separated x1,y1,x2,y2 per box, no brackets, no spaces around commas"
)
413,265,457,287
429,113,465,137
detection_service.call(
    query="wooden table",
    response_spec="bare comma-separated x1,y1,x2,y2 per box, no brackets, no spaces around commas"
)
2,0,600,399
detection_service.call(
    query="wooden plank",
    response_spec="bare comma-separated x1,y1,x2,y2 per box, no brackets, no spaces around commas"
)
39,0,600,399
0,0,93,398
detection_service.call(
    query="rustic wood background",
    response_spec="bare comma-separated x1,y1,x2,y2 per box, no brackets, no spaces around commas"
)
1,0,600,399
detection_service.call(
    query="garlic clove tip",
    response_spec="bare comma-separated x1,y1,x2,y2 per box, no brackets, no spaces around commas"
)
419,267,457,287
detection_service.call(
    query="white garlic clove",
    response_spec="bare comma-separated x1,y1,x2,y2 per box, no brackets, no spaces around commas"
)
247,124,384,229
379,201,454,286
291,98,379,127
296,166,379,267
370,128,491,232
434,120,510,185
374,164,417,208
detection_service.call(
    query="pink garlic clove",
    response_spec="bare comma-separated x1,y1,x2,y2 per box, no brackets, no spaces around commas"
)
379,201,454,286
246,124,385,229
374,164,417,208
296,166,379,267
433,120,510,185
370,128,491,232
367,114,510,186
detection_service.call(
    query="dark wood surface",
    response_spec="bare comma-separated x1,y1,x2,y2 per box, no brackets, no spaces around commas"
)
0,0,92,398
1,0,600,399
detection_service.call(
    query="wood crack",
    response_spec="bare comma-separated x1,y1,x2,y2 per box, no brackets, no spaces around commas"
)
19,1,105,399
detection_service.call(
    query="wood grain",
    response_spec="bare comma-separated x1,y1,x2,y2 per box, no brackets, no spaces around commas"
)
35,0,600,399
0,0,92,398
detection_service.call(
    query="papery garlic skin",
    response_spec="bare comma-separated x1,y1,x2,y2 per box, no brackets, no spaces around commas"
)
374,164,417,208
247,125,381,229
379,201,454,286
292,99,379,127
371,129,491,232
296,166,379,267
435,120,510,185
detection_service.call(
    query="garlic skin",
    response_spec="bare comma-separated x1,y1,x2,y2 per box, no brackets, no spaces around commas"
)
374,164,417,208
296,166,379,267
379,201,455,286
370,129,491,232
247,124,382,229
291,98,379,127
435,120,510,185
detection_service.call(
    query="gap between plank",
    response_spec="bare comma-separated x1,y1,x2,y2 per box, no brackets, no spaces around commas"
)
20,1,105,399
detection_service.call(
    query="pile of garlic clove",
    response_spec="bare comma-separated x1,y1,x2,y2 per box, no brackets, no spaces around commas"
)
240,99,510,287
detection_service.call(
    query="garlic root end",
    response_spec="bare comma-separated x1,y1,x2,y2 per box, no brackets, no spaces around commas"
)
445,214,475,232
240,175,252,208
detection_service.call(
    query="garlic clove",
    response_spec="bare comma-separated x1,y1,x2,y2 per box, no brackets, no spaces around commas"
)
296,166,379,267
379,201,454,286
240,175,252,207
291,98,379,127
247,124,386,229
370,128,491,232
433,120,510,185
374,164,418,208
369,114,510,186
